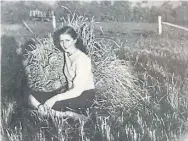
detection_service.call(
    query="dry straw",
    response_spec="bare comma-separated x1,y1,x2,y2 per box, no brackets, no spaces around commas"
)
23,37,66,92
22,7,140,113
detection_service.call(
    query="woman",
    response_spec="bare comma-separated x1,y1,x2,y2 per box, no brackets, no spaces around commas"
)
28,26,96,115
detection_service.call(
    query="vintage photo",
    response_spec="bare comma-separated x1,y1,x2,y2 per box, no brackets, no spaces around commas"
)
1,1,188,141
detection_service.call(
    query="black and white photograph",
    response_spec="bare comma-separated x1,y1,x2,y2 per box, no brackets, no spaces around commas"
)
1,0,188,141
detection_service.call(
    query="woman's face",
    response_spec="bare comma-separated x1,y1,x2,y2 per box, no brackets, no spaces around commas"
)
59,34,77,53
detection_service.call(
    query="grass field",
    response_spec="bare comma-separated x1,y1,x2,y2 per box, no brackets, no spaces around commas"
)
1,20,188,141
1,21,158,39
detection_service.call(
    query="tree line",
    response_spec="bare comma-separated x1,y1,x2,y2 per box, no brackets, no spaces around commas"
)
1,1,188,24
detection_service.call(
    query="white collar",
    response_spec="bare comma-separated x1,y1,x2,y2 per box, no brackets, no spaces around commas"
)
66,49,79,57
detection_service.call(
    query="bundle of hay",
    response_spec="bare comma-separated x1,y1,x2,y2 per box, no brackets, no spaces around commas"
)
22,11,139,112
57,13,139,109
22,38,66,92
94,60,137,109
22,14,97,92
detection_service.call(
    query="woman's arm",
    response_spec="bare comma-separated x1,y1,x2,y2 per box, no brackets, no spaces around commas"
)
28,94,41,109
28,94,49,116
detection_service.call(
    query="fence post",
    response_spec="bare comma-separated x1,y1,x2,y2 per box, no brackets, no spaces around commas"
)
52,14,56,31
158,16,162,35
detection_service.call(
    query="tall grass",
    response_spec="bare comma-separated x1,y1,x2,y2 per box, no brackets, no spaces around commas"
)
119,31,188,140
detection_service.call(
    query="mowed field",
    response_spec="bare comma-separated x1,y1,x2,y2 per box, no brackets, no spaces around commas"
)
2,21,187,50
1,21,158,40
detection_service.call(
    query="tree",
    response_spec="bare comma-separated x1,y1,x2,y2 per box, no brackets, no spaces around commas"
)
113,1,132,22
99,1,113,21
149,6,159,23
159,1,175,22
1,1,52,23
174,1,188,25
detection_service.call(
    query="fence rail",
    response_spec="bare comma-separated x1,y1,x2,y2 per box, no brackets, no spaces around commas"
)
158,16,188,35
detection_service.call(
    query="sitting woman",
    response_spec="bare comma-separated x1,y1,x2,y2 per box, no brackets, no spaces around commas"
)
28,26,96,115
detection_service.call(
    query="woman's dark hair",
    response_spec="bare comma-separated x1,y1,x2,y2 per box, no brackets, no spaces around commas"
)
53,26,87,54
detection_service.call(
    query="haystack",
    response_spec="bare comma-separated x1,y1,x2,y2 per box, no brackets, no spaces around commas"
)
22,38,66,92
22,12,138,118
22,14,96,92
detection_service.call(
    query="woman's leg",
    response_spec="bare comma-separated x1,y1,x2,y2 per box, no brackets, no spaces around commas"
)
31,91,55,104
52,89,96,114
30,85,67,105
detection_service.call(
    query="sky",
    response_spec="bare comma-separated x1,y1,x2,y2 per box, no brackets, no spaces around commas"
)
40,0,183,8
1,0,184,8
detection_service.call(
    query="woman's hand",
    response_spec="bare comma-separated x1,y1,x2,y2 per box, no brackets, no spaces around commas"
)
44,95,60,109
37,104,49,116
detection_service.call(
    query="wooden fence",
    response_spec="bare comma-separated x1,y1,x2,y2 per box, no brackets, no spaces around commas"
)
158,16,188,35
